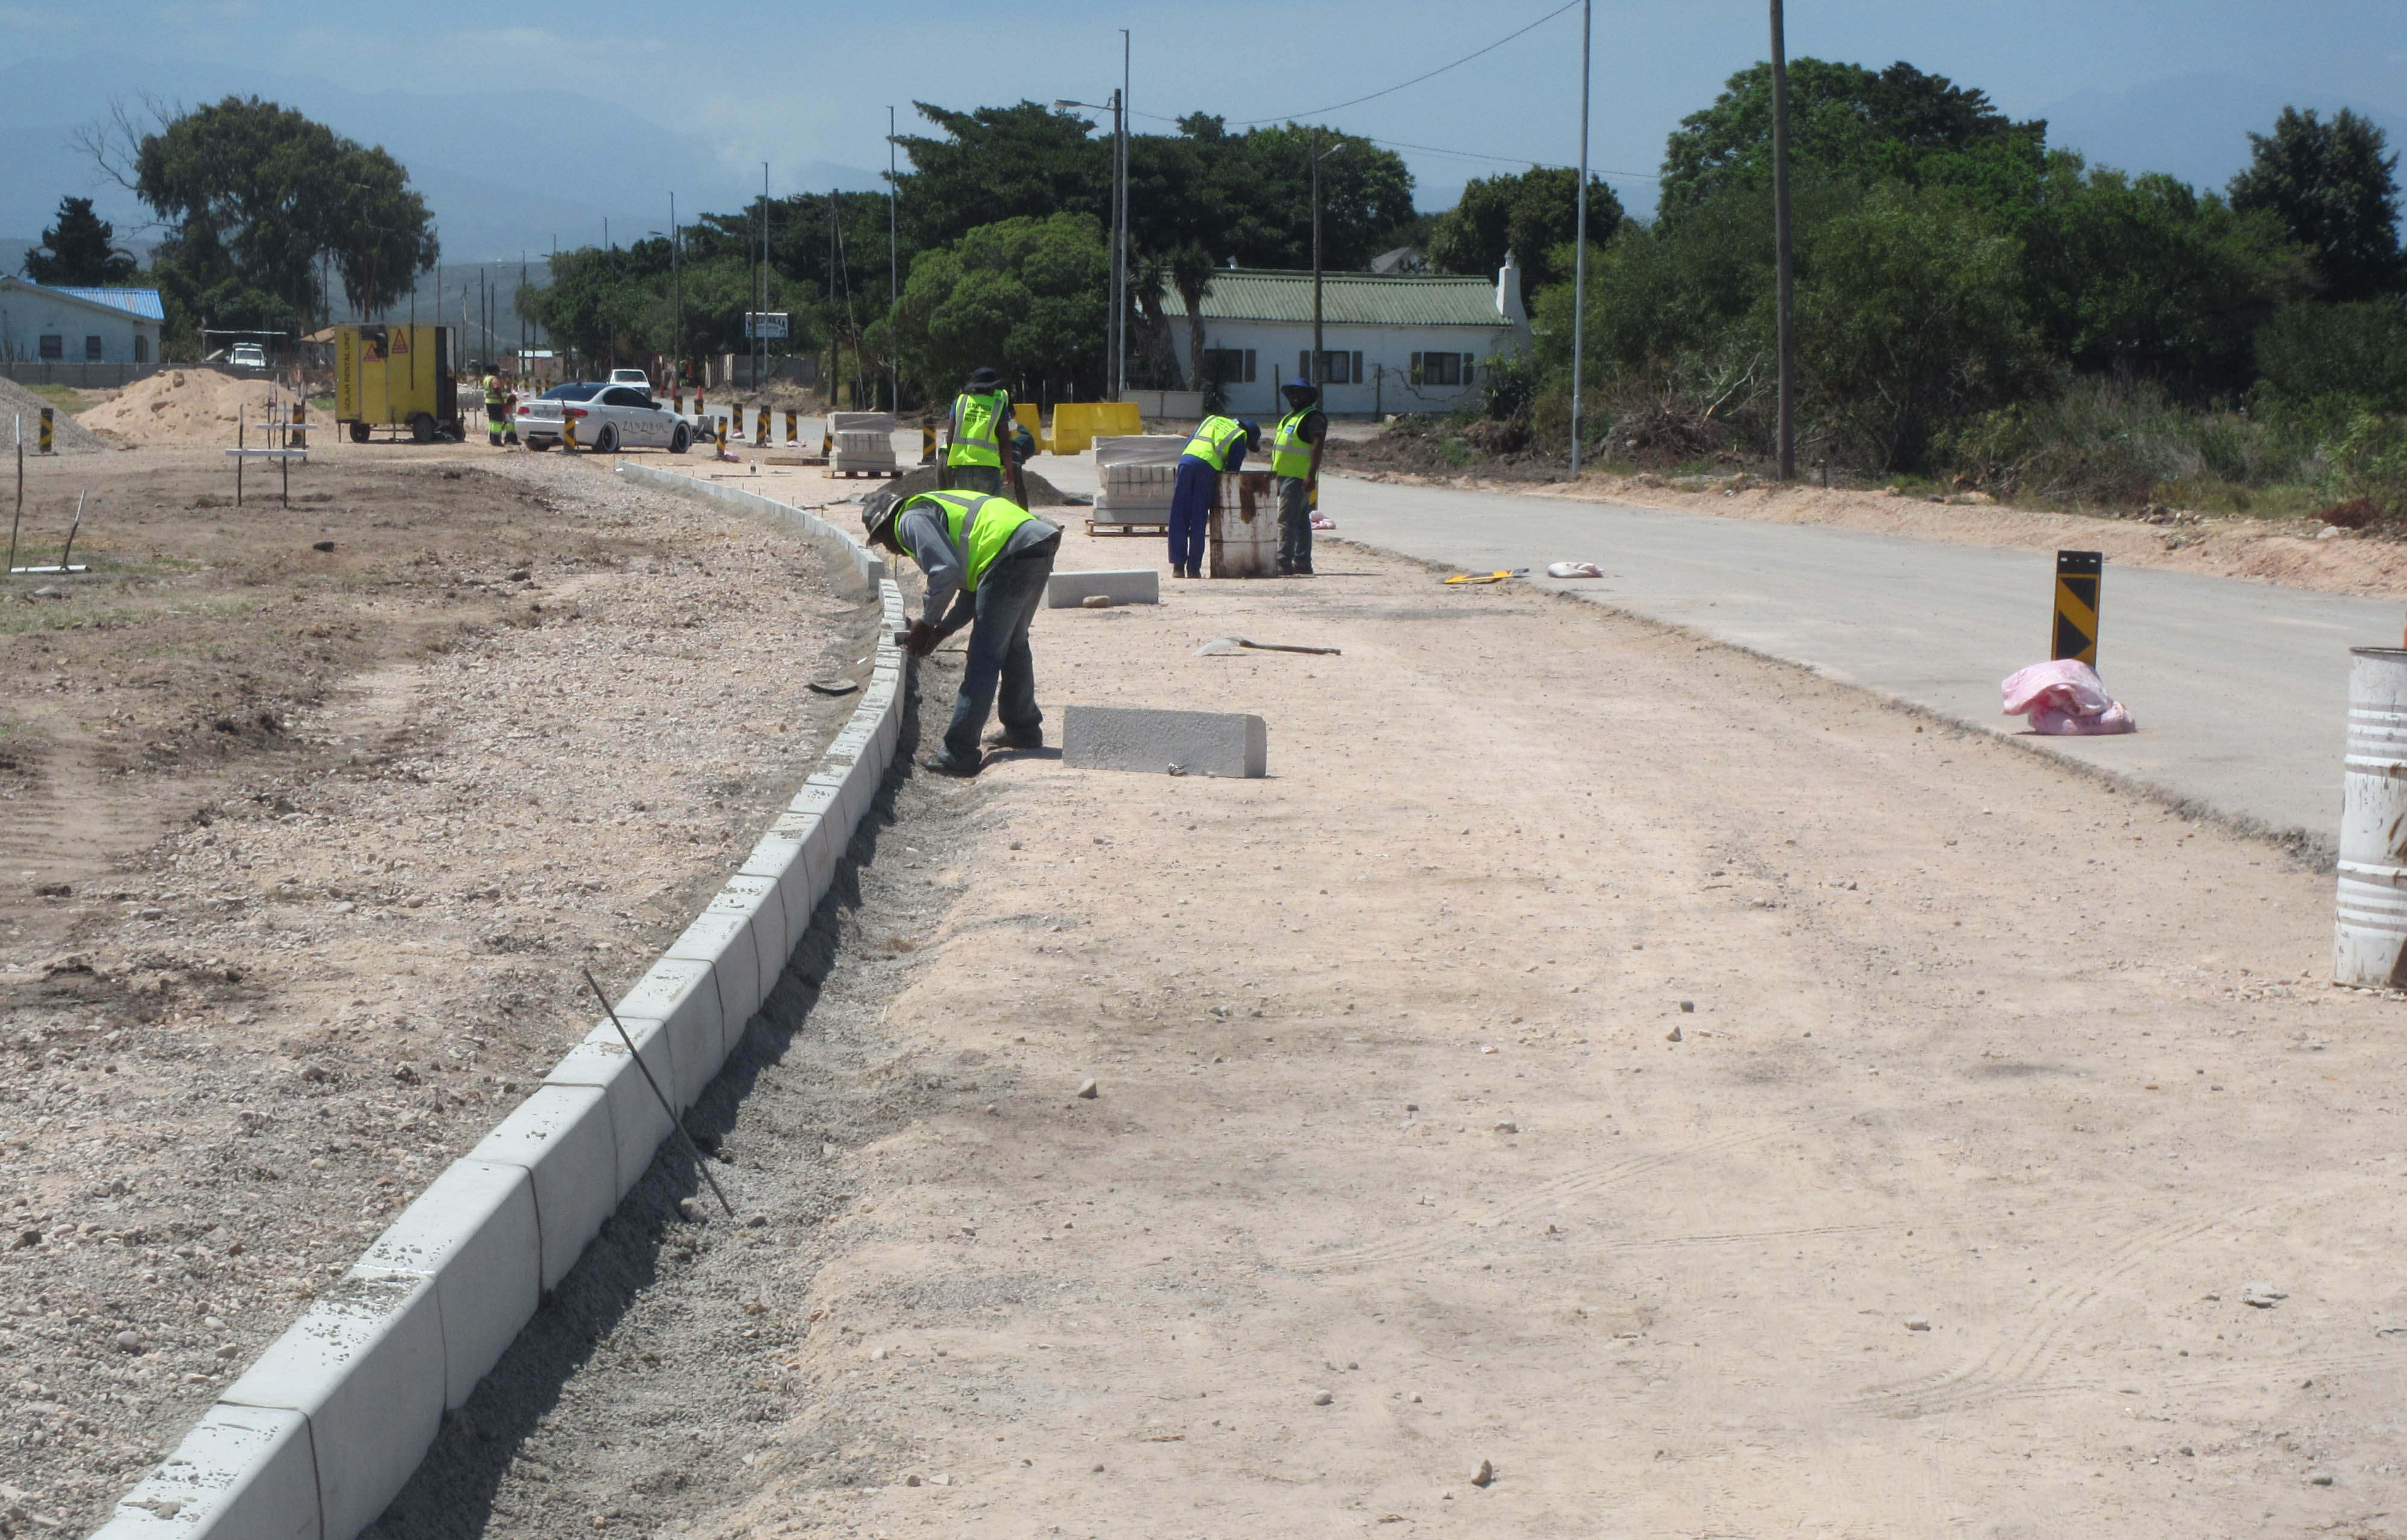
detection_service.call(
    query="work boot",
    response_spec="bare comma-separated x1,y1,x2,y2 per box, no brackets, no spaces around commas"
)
983,727,1042,750
919,750,980,778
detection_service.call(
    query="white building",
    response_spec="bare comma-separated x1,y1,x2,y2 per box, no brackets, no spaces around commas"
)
1158,257,1529,419
0,279,165,377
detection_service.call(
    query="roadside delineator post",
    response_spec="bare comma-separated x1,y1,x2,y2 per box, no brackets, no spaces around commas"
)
784,409,797,444
922,422,936,464
38,407,54,455
754,405,768,447
563,414,579,452
2052,550,2101,667
715,415,728,455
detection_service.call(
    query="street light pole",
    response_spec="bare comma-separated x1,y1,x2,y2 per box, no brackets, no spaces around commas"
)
888,105,900,413
670,192,682,383
1770,0,1797,481
1311,128,1323,389
1570,0,1591,478
1117,28,1131,399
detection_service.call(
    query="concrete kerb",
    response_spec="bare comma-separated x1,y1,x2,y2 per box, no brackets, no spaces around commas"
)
91,476,910,1540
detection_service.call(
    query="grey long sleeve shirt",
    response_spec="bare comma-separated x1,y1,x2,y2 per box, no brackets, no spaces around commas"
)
897,499,1061,633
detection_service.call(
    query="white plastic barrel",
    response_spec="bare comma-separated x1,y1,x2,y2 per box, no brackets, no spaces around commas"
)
2335,646,2407,985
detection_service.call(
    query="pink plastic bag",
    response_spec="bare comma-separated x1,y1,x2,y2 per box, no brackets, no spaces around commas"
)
2000,659,2135,735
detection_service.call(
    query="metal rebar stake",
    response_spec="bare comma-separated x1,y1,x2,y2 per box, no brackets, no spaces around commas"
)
582,969,735,1215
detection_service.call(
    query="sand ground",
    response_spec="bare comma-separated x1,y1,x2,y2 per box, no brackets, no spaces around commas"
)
362,468,2407,1539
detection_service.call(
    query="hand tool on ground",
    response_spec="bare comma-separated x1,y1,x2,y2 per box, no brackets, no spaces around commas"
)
1193,635,1342,656
1442,568,1525,585
582,968,734,1216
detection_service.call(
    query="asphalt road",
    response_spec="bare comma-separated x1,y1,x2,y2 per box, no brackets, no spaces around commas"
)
1031,449,2395,847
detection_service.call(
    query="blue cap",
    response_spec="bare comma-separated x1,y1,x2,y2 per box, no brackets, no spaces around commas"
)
1286,376,1315,391
1238,419,1261,446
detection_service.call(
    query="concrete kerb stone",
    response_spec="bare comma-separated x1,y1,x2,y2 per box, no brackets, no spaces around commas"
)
740,830,815,957
1061,704,1268,778
467,1083,619,1292
666,910,764,1047
1046,568,1160,608
90,1403,320,1540
99,473,907,1540
218,1270,445,1540
357,1159,542,1408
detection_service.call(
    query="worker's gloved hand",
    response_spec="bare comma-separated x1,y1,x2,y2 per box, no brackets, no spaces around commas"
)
904,620,941,658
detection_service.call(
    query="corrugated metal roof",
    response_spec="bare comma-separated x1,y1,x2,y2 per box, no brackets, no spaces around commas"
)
1160,269,1512,328
3,280,166,321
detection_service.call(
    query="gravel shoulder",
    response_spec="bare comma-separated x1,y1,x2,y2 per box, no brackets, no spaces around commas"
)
379,514,2407,1538
0,444,872,1535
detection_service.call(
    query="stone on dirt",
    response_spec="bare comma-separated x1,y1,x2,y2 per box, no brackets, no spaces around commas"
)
1076,1079,1098,1099
1471,1458,1495,1488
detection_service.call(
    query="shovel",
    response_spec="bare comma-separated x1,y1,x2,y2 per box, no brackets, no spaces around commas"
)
1195,635,1341,657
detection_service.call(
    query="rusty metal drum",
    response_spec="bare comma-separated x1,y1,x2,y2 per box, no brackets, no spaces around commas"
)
2336,646,2407,985
1209,470,1278,578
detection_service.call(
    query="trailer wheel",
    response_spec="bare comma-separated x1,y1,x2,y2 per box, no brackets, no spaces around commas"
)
409,413,436,445
348,420,371,443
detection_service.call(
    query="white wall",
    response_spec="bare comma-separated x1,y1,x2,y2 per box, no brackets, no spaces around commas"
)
0,289,158,365
1166,320,1512,419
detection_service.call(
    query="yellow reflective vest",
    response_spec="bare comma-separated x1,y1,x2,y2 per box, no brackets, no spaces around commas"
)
1182,415,1247,470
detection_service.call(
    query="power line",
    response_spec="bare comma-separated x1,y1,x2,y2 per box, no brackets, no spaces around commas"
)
1219,0,1581,128
1124,108,1657,183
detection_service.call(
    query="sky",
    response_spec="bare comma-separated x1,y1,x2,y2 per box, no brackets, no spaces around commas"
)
3,0,2403,263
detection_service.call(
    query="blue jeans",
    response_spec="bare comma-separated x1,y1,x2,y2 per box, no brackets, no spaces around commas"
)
944,538,1057,762
1169,457,1216,571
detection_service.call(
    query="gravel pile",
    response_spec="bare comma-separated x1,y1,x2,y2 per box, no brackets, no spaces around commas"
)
0,377,114,453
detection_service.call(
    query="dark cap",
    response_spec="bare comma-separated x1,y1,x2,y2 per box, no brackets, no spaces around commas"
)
967,366,1003,389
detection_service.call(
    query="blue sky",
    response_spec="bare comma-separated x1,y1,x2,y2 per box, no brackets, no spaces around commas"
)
3,0,2403,259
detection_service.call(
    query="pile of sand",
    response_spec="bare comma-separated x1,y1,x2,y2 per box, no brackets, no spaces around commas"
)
79,368,289,447
0,376,113,453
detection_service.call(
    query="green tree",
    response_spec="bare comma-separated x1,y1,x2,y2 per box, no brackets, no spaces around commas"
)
2020,155,2306,396
891,214,1108,398
1427,167,1624,291
892,101,1109,251
2228,106,2405,301
21,196,137,285
1797,182,2045,469
1659,59,2045,220
2255,298,2407,407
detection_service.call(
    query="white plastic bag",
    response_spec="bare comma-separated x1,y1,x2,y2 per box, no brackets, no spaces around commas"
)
2000,659,2135,735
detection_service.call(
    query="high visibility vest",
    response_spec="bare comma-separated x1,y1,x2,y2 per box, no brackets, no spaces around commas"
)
1182,415,1247,470
947,390,1007,468
1271,408,1317,478
902,490,1037,593
482,374,503,407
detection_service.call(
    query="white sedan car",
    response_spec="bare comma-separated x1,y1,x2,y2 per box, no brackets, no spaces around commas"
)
515,381,694,453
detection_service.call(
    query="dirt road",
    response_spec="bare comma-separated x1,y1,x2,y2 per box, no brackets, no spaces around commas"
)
375,512,2405,1539
0,446,871,1535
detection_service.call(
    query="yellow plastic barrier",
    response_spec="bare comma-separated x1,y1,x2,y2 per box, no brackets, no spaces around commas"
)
1048,401,1142,455
1012,401,1050,454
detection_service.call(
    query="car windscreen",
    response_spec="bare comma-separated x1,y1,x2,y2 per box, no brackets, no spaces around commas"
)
539,383,603,402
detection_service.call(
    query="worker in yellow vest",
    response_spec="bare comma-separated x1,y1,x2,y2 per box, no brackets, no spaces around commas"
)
864,487,1062,777
1168,413,1259,579
942,366,1016,497
1270,377,1327,575
483,369,507,446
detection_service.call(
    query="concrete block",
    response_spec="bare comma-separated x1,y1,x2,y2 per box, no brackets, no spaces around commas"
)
666,910,763,1044
1046,569,1160,608
808,765,864,833
616,956,722,1112
466,1083,617,1291
92,1403,320,1540
219,1269,443,1539
544,1021,677,1200
360,1159,540,1406
739,837,812,956
1061,704,1267,778
788,780,840,820
708,875,787,1016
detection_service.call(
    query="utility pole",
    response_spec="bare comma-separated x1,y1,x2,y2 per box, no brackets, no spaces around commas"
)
1770,0,1797,481
761,162,771,398
670,193,682,384
1311,127,1323,390
1117,28,1131,398
887,106,900,413
1570,0,1591,478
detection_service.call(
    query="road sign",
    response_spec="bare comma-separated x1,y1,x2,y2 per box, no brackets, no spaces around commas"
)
2052,550,2101,666
745,312,789,340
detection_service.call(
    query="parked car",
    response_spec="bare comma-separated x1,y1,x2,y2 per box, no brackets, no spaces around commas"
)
514,381,693,453
229,343,268,371
608,368,652,390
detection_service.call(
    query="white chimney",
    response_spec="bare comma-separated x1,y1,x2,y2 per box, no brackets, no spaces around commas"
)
1496,250,1523,321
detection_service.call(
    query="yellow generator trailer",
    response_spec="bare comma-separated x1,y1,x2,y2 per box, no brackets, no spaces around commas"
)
333,323,465,443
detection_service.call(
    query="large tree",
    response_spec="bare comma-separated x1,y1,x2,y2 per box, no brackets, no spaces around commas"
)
891,214,1108,399
1427,167,1624,291
81,95,437,341
891,101,1109,253
21,196,137,286
2228,106,2405,301
1659,59,2045,220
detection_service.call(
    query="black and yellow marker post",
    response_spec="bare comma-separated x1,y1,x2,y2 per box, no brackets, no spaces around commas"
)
714,414,728,455
784,410,798,444
754,405,769,447
921,422,936,465
39,408,54,455
563,413,578,452
2051,550,2102,667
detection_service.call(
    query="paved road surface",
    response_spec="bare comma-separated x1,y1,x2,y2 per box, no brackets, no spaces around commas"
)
1030,451,2395,847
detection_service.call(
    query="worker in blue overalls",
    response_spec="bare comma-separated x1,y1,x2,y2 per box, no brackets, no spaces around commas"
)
1167,413,1258,579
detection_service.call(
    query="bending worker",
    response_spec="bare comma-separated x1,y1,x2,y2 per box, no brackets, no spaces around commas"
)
942,366,1016,496
864,487,1061,777
1271,377,1327,576
1167,412,1258,580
